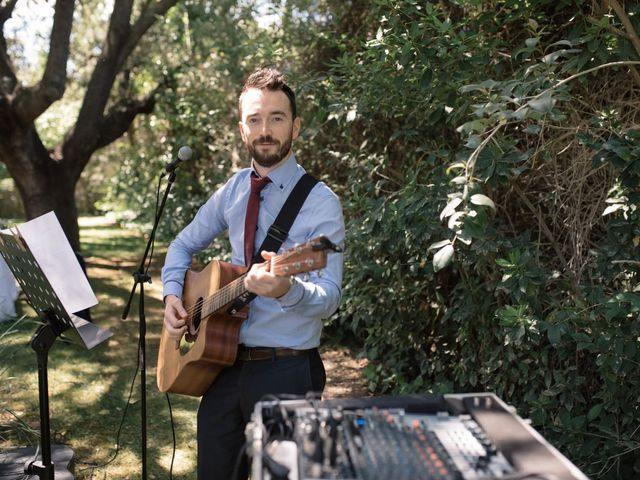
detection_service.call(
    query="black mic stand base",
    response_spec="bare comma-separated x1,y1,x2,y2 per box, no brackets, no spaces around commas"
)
0,446,74,480
0,321,76,480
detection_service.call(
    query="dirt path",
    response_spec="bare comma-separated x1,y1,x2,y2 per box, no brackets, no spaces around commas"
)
322,346,370,399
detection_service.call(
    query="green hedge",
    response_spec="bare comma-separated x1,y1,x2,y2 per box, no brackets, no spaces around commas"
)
317,1,640,478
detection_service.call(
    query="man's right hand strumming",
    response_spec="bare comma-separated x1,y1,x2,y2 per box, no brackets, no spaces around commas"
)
164,294,189,339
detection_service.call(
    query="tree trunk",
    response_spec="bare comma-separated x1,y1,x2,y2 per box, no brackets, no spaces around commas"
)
3,125,81,251
0,0,178,253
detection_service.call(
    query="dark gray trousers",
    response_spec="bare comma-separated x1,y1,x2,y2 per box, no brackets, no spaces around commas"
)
197,349,325,479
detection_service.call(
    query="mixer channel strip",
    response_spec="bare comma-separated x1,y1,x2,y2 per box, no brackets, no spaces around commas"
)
293,407,515,480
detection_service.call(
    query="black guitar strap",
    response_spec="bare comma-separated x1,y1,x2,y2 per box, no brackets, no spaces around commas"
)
227,173,319,314
252,173,319,264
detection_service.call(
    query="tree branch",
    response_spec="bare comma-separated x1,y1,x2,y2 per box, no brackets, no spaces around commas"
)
13,0,74,125
598,1,640,86
95,89,158,150
116,0,180,72
464,61,640,184
604,0,640,57
512,183,569,270
64,0,134,162
66,0,177,162
39,0,74,100
0,0,17,24
0,0,18,87
588,16,631,42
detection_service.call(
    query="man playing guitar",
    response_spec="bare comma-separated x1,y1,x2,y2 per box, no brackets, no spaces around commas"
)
161,67,345,479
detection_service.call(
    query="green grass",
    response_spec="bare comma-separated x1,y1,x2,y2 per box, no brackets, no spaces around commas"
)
0,216,199,479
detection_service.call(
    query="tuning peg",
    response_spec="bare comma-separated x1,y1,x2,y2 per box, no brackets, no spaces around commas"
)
303,273,310,282
312,236,342,252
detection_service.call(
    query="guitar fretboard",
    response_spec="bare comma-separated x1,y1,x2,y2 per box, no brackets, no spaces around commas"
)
187,236,337,323
198,273,249,320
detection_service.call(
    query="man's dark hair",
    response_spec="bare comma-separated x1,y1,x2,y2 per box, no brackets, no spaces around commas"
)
239,68,297,119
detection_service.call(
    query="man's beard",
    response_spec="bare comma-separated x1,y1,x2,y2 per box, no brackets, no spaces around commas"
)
247,134,293,168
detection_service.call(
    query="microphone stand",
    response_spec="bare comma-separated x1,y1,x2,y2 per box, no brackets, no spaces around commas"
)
122,168,177,480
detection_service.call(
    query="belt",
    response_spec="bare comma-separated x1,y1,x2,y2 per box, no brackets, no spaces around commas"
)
237,345,313,361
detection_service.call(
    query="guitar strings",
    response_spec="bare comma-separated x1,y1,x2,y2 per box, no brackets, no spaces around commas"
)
183,272,248,319
182,258,291,319
181,252,319,319
183,274,245,319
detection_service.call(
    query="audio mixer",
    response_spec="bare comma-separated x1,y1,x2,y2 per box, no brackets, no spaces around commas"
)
247,393,589,480
291,407,513,479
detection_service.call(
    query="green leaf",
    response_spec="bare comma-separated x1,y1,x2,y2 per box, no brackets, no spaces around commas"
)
440,197,463,220
470,193,496,210
572,332,592,343
420,69,432,89
457,119,488,134
525,37,539,48
602,204,623,216
428,239,451,251
542,49,581,64
587,404,603,422
459,79,500,94
549,40,575,48
528,94,555,113
547,324,562,345
465,135,482,149
433,244,454,272
456,231,472,245
450,175,467,185
495,258,512,268
447,211,465,230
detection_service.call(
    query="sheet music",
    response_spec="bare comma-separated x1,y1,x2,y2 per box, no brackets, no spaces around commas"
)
7,211,98,316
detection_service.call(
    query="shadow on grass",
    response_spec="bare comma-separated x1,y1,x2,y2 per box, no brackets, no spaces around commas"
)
0,217,198,479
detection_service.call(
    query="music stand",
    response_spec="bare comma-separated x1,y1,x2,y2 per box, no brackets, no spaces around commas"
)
0,228,112,479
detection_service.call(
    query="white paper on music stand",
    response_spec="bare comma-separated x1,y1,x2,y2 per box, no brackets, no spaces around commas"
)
12,211,98,316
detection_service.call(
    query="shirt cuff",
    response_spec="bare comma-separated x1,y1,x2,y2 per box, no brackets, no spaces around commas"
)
276,277,304,309
163,280,184,303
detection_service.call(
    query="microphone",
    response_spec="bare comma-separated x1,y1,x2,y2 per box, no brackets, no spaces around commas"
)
164,146,193,173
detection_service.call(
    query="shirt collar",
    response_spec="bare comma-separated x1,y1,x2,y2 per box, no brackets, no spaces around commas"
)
251,153,298,190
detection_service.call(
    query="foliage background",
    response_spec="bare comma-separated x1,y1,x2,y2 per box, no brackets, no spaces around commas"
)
2,0,640,478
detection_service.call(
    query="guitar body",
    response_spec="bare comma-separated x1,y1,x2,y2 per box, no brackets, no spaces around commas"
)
156,236,339,397
157,260,248,397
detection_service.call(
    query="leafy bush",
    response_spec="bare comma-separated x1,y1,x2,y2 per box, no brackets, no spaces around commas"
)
317,1,640,477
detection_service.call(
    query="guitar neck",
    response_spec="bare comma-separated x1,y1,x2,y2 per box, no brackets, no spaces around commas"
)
194,236,340,320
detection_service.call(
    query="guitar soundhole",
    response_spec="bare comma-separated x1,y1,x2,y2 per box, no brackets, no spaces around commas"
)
185,297,204,344
193,297,203,332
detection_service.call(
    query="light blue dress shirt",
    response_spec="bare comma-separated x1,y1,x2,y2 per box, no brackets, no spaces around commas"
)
161,154,345,349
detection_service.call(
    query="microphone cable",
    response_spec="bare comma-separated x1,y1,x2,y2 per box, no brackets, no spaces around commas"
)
76,342,139,476
165,392,177,479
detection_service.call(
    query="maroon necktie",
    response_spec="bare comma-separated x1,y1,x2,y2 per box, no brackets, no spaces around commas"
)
244,173,271,266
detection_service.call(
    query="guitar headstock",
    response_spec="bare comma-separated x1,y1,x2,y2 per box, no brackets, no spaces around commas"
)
271,236,341,277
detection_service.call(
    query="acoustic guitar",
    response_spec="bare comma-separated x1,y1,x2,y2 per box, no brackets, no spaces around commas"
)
156,236,340,397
